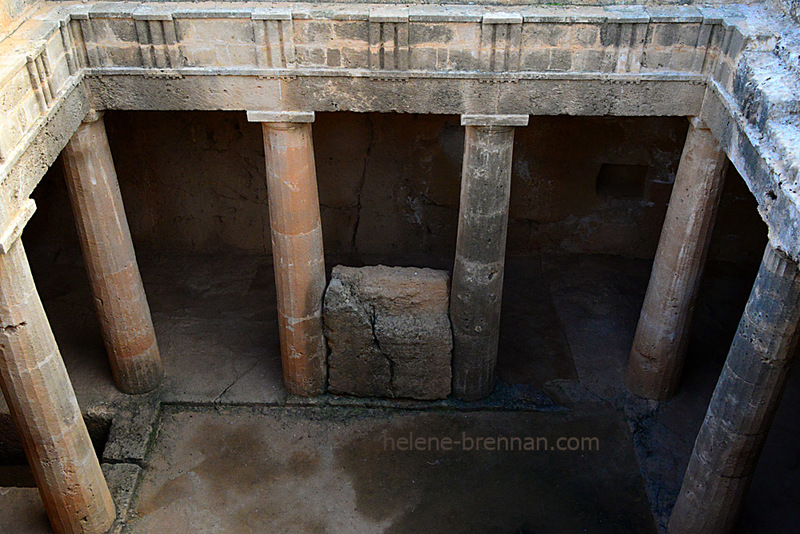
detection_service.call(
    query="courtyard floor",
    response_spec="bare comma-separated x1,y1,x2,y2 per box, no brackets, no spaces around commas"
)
0,250,797,533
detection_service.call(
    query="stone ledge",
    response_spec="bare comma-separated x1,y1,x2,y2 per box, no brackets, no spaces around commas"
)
246,110,316,123
462,114,530,127
252,9,293,21
483,13,523,24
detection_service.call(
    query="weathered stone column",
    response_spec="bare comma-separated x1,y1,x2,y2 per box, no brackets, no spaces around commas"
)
247,111,327,396
451,114,528,401
669,243,800,534
0,206,115,533
627,118,728,400
61,111,163,394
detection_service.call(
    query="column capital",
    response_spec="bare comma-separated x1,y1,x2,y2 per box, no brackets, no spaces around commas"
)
83,109,104,124
0,199,36,254
461,114,529,127
247,111,315,123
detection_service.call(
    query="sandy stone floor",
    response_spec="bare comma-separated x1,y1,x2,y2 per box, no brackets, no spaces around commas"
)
0,250,798,533
132,407,655,534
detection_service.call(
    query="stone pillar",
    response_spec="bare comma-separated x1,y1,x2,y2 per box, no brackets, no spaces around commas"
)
451,114,528,401
0,210,115,533
247,111,327,396
669,243,800,534
627,118,728,400
61,111,163,394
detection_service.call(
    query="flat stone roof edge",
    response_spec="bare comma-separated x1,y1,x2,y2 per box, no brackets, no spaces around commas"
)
45,2,750,24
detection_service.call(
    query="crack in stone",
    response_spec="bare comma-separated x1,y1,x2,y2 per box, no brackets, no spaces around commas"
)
368,303,394,397
213,361,260,404
351,114,375,255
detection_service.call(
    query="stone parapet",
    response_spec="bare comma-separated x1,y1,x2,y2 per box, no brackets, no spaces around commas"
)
25,4,742,75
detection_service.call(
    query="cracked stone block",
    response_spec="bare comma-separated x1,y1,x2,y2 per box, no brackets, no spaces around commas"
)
323,265,452,399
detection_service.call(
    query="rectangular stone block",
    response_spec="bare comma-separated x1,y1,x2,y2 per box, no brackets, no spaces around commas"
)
409,22,454,46
294,19,333,44
324,265,452,400
649,22,702,47
520,48,550,71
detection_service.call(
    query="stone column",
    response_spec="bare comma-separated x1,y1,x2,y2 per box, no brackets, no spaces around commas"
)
247,111,327,396
627,118,728,400
61,111,163,394
669,243,800,534
451,114,528,401
0,207,115,533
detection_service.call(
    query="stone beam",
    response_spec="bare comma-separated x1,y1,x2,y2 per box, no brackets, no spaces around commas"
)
669,243,800,533
86,73,706,117
627,117,728,400
451,113,528,401
247,110,327,396
61,110,164,394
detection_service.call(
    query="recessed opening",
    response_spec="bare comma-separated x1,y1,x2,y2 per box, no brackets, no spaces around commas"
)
0,414,111,488
595,163,649,199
